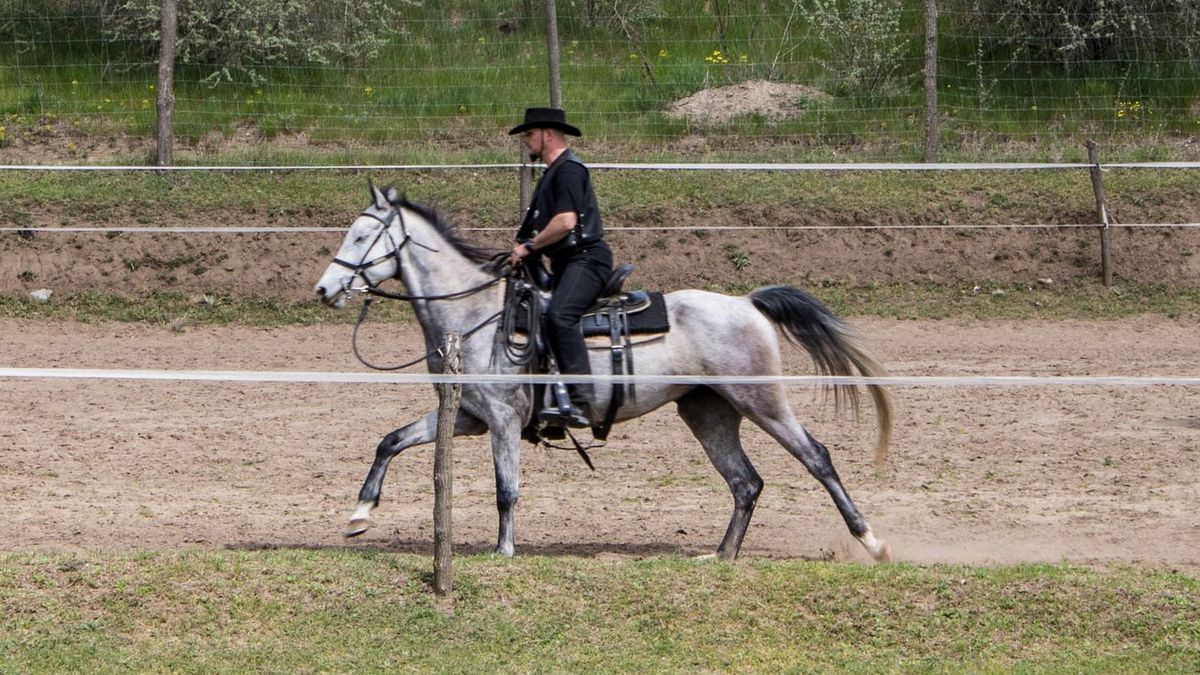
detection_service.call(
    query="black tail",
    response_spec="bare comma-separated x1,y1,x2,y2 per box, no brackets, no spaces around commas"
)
749,285,893,465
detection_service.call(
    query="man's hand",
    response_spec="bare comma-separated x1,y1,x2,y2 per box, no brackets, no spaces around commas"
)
507,242,532,268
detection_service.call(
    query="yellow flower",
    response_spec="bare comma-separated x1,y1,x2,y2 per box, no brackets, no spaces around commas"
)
477,36,486,44
628,52,638,61
363,86,374,96
658,48,669,58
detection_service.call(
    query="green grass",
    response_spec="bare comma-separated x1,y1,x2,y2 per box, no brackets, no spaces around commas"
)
2,2,1199,161
0,290,412,325
1,551,1197,672
2,163,1197,227
2,280,1196,326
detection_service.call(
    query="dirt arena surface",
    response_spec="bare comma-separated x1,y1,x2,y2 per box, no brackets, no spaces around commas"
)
1,315,1197,570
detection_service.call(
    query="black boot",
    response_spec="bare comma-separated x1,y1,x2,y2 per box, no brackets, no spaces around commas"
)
538,403,590,429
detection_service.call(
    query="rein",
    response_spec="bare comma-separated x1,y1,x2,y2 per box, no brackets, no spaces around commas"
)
341,203,519,371
351,296,503,371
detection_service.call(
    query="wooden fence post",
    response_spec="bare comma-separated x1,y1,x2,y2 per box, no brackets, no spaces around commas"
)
545,0,562,108
1085,140,1113,287
433,333,462,595
922,0,939,163
155,0,178,167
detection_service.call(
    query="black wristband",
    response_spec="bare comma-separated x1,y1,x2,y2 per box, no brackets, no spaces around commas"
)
521,240,536,254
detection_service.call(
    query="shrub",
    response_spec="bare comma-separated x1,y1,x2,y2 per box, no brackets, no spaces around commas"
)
957,0,1200,71
796,0,908,98
101,0,415,85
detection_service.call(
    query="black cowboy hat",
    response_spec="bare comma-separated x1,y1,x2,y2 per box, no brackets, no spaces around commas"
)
508,107,582,137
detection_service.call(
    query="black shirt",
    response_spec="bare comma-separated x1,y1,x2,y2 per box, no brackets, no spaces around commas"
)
517,150,605,259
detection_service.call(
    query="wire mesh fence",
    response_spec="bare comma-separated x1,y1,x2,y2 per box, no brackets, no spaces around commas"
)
2,1,1199,163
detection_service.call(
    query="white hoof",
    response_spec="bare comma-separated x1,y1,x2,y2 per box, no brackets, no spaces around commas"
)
344,501,374,538
344,518,371,538
859,529,892,563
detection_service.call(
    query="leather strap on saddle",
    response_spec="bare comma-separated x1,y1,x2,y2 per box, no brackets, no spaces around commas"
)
592,302,635,443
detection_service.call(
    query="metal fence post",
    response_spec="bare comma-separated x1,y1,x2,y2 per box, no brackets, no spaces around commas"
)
433,332,462,595
155,0,178,168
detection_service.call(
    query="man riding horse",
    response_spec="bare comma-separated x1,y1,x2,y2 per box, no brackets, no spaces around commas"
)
506,107,614,430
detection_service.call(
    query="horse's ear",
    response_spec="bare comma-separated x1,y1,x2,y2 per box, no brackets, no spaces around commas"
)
382,185,401,205
368,179,387,210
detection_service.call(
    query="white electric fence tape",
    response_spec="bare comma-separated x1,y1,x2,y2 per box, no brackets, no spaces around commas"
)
0,368,1197,388
5,161,1200,172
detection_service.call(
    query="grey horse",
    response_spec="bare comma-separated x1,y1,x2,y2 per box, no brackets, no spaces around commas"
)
314,184,894,562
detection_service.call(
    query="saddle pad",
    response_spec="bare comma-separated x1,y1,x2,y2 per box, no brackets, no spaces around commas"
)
511,291,670,336
580,291,669,337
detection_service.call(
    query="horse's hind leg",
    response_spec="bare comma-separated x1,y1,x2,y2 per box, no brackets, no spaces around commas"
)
677,387,764,561
724,385,891,562
345,409,487,537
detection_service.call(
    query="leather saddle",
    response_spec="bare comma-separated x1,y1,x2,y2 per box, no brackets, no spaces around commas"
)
513,262,668,452
525,263,660,336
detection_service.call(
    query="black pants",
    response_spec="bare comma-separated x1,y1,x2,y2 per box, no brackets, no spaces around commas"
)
547,243,613,407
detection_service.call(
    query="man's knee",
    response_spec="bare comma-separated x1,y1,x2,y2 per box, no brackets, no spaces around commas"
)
547,311,580,334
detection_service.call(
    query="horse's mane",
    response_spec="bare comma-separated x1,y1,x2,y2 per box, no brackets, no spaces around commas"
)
390,195,501,266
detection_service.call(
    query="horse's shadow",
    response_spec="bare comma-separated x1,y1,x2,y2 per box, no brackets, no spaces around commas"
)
229,538,693,559
227,539,839,562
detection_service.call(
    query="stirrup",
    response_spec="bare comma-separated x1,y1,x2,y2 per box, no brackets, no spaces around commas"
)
538,405,590,429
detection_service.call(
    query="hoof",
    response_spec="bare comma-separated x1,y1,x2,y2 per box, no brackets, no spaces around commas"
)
858,529,892,563
344,518,371,538
873,541,893,563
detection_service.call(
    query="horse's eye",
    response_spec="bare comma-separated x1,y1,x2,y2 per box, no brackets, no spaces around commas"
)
354,235,368,244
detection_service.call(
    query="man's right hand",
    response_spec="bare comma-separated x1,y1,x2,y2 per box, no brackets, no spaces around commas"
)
507,242,532,268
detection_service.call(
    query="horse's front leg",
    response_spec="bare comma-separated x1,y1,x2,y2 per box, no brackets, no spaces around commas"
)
345,409,487,537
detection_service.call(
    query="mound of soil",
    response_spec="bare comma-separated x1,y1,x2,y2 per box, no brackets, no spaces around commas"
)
665,80,832,125
4,203,1200,301
3,119,1200,299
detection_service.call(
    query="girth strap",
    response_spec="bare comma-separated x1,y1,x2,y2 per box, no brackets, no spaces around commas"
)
593,303,634,442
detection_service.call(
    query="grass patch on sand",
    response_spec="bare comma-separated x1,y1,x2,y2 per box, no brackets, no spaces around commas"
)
1,551,1197,673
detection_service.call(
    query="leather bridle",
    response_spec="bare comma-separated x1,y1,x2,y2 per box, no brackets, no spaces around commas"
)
332,203,510,370
331,207,416,290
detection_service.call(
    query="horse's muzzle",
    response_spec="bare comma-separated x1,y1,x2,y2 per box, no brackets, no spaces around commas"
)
314,283,349,309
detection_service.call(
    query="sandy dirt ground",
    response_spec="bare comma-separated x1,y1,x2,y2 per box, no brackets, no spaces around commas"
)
1,315,1197,570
